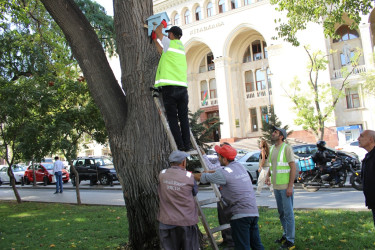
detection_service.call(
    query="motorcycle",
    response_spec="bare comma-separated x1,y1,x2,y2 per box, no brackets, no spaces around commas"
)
298,152,363,192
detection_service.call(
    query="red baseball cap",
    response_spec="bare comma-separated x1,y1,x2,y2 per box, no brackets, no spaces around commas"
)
214,145,237,160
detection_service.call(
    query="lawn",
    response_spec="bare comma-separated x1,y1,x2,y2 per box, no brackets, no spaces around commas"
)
0,201,374,249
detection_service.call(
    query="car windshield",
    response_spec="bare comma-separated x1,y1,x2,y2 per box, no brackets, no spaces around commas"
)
42,163,54,170
93,158,113,166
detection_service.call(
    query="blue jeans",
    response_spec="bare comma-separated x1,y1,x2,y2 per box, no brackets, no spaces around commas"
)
230,216,264,250
274,189,295,243
55,171,63,193
161,86,190,151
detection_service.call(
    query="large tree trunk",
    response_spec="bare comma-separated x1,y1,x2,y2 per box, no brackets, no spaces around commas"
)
41,0,169,248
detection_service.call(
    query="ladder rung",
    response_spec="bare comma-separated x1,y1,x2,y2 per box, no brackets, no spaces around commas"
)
211,223,231,234
199,197,219,206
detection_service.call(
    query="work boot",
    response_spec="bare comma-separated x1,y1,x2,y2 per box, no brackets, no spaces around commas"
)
275,236,286,244
280,240,295,249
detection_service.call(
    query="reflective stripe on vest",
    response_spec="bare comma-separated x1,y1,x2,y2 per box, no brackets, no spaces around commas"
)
269,143,290,185
155,40,188,88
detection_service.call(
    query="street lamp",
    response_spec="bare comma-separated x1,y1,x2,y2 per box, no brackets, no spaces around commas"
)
261,65,273,121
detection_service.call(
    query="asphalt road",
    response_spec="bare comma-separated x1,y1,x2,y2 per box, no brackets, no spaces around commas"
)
0,181,367,210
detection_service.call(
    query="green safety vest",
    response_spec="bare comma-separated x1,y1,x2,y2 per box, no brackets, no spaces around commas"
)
155,39,188,88
269,143,290,185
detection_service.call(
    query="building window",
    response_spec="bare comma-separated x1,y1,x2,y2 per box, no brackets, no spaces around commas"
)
243,47,251,63
267,67,272,89
252,40,262,61
333,25,360,43
174,14,180,25
244,0,252,5
209,79,217,99
263,41,268,59
250,108,258,132
207,52,215,71
184,10,190,24
340,51,355,66
345,87,360,109
207,2,213,17
219,0,226,13
195,6,202,21
201,80,208,105
231,0,238,9
245,70,254,92
256,69,266,90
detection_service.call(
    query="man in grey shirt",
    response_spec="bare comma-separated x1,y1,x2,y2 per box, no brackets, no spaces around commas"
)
195,144,264,250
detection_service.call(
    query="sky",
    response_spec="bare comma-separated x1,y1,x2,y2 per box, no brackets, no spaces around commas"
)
94,0,113,16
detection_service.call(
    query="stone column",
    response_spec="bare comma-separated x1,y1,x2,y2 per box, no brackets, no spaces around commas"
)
359,23,374,70
213,56,233,139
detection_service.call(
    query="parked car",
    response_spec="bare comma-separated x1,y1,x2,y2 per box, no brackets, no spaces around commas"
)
336,140,367,161
24,163,70,185
292,143,359,160
238,150,302,182
71,156,118,185
0,165,27,183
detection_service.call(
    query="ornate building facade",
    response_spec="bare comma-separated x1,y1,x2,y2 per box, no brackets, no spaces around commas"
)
153,0,375,147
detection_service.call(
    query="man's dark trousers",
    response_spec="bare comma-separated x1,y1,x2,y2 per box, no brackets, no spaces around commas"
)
162,86,190,151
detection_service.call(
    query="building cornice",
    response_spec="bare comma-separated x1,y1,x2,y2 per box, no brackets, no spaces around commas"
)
153,0,191,13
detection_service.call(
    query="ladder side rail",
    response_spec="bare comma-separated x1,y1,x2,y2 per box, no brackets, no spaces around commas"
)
189,130,223,201
194,196,219,250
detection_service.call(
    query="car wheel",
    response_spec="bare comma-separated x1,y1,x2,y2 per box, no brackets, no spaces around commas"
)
71,175,81,186
25,177,30,185
43,176,49,186
99,174,110,185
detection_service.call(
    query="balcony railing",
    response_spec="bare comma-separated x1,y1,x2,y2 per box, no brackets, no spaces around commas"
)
245,88,272,99
201,98,218,107
332,65,366,79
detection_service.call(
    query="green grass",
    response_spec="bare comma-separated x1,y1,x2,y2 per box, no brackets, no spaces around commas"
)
0,201,374,249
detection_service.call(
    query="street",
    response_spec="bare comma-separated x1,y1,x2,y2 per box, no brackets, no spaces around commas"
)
0,181,367,210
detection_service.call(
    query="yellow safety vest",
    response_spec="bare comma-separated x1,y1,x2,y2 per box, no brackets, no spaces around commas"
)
155,39,187,88
269,143,290,185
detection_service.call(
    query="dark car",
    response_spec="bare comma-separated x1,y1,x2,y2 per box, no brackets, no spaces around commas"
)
292,143,360,166
71,156,117,185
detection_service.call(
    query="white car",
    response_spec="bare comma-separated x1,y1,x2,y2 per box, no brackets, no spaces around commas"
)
0,165,27,183
336,140,367,161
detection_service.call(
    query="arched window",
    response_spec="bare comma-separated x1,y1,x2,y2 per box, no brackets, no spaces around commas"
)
219,0,226,13
245,70,254,92
252,40,262,61
231,0,238,9
201,81,208,106
333,25,360,43
184,10,191,24
243,47,251,63
195,6,202,21
207,2,213,17
207,52,215,71
256,70,266,90
174,14,180,25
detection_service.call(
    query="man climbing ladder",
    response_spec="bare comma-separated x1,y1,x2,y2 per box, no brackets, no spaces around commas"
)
152,22,193,152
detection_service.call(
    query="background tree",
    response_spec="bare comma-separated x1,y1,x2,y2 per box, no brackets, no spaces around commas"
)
0,0,110,203
283,46,360,140
41,0,171,248
270,0,373,46
189,109,221,149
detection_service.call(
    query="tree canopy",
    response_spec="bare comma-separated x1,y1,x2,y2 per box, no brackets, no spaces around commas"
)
270,0,374,46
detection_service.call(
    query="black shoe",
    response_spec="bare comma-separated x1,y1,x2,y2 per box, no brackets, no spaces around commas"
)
280,240,295,249
275,236,286,244
53,192,58,194
60,191,63,193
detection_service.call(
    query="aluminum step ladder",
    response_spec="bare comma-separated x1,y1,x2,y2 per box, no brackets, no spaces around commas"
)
151,88,230,250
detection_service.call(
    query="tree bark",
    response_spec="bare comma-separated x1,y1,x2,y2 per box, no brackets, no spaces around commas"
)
41,0,169,248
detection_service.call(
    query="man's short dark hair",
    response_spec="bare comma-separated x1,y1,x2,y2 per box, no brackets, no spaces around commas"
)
54,156,59,160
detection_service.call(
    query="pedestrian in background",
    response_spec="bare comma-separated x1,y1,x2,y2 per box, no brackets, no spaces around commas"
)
53,156,64,194
265,126,296,249
256,139,274,197
358,129,375,226
157,150,199,250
